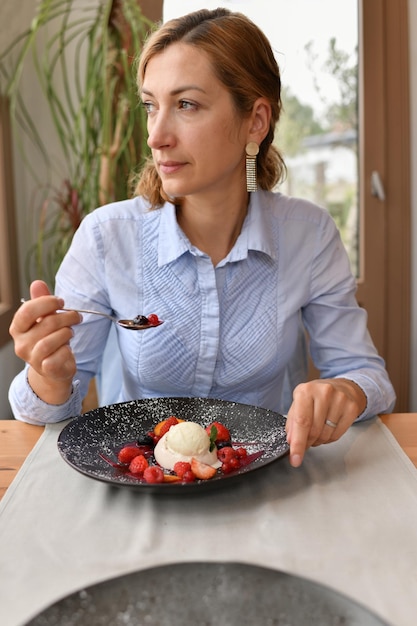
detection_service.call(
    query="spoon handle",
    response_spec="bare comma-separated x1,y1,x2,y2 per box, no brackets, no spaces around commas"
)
21,299,116,322
60,307,115,322
20,300,161,330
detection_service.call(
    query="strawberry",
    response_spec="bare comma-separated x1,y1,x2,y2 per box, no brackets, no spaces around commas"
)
190,458,217,480
205,421,231,443
143,466,164,484
118,445,141,465
129,454,149,475
154,416,180,437
159,416,180,437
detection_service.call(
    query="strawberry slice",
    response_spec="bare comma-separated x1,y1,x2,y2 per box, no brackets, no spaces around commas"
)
190,458,217,480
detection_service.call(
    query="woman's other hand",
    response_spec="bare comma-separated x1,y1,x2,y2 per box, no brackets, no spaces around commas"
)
285,378,367,467
9,280,82,404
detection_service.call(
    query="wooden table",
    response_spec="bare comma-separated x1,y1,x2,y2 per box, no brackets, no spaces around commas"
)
1,414,417,501
0,422,45,501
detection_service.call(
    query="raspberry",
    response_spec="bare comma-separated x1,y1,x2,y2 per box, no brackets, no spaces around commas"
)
173,461,192,478
217,447,238,463
228,457,241,470
182,470,196,483
129,455,149,475
143,466,164,484
118,445,141,464
221,461,235,474
222,457,241,473
147,313,159,325
235,447,248,459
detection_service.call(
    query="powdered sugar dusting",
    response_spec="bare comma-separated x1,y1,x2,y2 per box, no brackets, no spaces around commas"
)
57,398,289,493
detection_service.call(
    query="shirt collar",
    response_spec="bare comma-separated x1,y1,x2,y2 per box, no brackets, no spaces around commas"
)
158,203,189,266
157,191,276,267
231,190,277,261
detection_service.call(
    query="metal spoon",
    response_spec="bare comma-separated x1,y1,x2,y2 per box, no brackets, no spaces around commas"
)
61,308,163,330
20,299,163,330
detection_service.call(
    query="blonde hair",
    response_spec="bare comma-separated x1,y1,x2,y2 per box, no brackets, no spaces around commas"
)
134,8,285,208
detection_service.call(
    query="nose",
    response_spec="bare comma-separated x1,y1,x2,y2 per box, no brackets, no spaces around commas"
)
147,110,175,151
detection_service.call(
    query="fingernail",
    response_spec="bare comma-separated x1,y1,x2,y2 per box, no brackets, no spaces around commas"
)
290,454,302,468
56,297,64,308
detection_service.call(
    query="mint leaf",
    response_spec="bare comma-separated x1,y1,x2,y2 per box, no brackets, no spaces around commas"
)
209,425,218,452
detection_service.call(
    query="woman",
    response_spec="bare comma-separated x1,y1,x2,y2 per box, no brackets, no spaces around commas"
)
9,8,395,467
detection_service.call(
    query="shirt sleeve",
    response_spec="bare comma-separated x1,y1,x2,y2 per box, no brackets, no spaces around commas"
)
8,366,83,425
8,209,111,424
301,210,396,419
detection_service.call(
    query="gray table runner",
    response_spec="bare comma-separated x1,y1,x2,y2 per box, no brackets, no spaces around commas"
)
1,418,417,626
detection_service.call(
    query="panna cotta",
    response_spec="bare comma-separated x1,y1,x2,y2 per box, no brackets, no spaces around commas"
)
154,421,221,471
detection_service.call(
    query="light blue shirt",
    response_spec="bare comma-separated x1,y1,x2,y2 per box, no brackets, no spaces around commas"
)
9,190,396,424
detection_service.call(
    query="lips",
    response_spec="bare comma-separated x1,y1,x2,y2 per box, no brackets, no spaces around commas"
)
158,161,186,175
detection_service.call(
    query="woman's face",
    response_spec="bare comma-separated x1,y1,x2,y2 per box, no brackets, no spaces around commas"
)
141,43,251,202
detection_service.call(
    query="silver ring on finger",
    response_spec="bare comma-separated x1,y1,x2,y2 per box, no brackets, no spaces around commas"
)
325,419,338,429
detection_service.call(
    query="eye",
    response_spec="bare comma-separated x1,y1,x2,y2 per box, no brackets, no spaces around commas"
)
179,100,197,111
141,101,155,114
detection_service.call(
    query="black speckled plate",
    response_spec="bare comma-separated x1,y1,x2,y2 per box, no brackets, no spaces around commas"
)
57,397,289,493
25,562,390,626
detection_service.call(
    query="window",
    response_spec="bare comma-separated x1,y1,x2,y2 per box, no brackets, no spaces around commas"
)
0,95,19,347
163,0,411,409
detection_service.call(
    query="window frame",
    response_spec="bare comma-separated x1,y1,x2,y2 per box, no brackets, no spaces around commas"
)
359,0,411,411
382,0,411,411
0,95,20,347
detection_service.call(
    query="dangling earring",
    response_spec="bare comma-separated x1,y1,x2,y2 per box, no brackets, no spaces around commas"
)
246,142,259,192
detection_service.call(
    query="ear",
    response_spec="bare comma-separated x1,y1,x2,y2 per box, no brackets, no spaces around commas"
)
247,97,271,144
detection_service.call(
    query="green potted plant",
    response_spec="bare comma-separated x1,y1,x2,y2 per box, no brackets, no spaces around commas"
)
0,0,154,286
